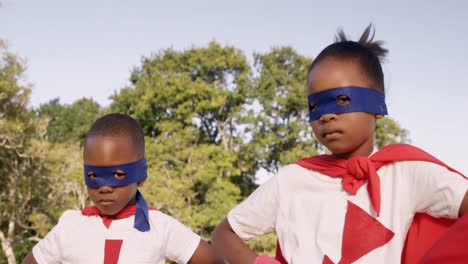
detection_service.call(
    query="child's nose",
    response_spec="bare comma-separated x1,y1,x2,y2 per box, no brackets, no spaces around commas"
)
98,185,113,193
319,113,337,123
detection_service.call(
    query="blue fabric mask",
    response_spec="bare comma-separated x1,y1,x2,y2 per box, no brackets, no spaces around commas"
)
307,86,388,121
84,159,150,231
84,159,147,187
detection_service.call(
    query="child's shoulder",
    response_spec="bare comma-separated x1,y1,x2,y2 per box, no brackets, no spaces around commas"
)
276,163,318,179
381,159,455,177
147,209,182,224
273,163,338,187
147,210,199,235
279,163,311,173
49,209,88,231
58,209,84,222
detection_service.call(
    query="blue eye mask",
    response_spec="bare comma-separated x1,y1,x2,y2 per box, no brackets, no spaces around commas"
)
307,86,388,121
84,159,150,232
84,159,147,187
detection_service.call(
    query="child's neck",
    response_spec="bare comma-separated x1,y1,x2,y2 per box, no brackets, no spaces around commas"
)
332,144,374,159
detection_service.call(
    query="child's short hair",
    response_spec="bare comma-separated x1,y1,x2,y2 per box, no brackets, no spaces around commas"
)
85,113,145,158
308,24,388,91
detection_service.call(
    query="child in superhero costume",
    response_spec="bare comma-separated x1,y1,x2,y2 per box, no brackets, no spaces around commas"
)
23,114,222,264
211,25,468,264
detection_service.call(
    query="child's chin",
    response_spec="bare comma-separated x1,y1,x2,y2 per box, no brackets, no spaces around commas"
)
97,205,122,216
327,145,351,155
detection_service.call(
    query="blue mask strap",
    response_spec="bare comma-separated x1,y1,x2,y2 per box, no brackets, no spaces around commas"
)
307,86,388,121
134,190,150,232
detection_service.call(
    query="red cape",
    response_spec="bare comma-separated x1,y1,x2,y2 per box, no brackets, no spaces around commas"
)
274,144,466,264
418,213,468,263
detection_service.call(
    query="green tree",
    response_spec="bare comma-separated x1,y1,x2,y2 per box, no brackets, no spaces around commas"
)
36,97,101,143
111,42,251,144
245,47,319,173
375,117,410,148
0,41,50,264
0,40,85,264
142,129,242,237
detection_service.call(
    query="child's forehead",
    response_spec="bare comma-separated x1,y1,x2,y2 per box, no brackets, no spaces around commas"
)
307,58,372,94
85,134,135,147
84,135,140,166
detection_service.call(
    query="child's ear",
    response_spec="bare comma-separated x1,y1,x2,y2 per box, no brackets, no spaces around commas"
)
137,179,146,187
375,114,384,119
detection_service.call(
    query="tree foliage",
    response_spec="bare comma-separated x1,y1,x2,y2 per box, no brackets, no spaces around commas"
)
245,47,319,173
0,42,54,264
375,117,410,148
36,97,101,143
0,42,85,264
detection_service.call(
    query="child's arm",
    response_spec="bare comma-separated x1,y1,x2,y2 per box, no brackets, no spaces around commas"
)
211,218,258,263
212,219,280,264
21,252,38,264
211,170,285,264
187,240,224,264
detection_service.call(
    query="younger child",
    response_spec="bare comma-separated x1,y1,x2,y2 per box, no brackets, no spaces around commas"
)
22,113,222,264
211,25,468,263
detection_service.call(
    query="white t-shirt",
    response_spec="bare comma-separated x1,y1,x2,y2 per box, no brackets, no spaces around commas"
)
33,210,201,264
228,161,468,263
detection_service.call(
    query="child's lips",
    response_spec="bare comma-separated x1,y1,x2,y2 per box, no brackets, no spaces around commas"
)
99,199,115,206
322,128,343,138
324,132,342,139
324,131,340,137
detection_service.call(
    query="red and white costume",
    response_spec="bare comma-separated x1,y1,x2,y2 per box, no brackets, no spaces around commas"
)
228,144,467,263
33,207,200,264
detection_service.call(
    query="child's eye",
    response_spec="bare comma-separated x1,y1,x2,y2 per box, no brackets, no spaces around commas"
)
114,170,127,180
87,171,97,181
336,95,351,106
309,102,318,112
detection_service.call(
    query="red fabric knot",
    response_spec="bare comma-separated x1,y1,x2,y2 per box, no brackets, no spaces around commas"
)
342,156,370,195
347,156,369,180
345,156,381,216
295,154,382,215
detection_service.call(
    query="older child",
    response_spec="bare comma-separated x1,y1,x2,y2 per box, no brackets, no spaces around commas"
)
211,25,468,263
22,113,222,264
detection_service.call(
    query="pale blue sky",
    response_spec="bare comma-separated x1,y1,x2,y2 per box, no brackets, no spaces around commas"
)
1,0,467,175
